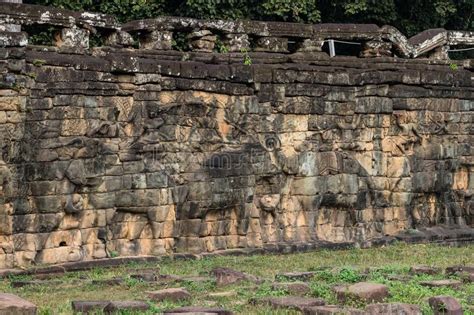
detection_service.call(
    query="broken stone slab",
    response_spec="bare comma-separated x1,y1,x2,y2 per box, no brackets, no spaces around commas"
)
0,294,37,315
103,301,150,313
333,282,389,303
71,301,110,313
188,30,213,39
139,30,173,50
16,256,161,276
420,279,462,289
190,39,216,52
54,26,89,50
157,274,184,283
254,36,288,53
460,272,474,283
360,40,392,58
409,265,441,275
446,265,474,275
163,306,233,315
210,267,261,286
0,31,28,47
0,2,119,30
303,305,364,315
223,33,250,52
365,303,422,315
105,31,134,48
130,272,158,282
187,30,217,52
252,296,325,311
271,282,311,296
428,296,463,315
146,288,191,302
297,38,324,52
0,269,25,279
275,271,316,281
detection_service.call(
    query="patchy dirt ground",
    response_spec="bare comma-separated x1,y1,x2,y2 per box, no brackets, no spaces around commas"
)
1,243,474,314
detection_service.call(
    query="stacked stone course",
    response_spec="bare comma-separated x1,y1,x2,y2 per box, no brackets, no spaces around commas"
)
0,3,473,268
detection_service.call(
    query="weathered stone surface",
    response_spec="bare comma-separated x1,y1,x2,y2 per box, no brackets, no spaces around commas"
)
54,26,89,50
253,296,325,311
105,31,134,48
255,37,288,52
103,301,150,313
0,293,37,315
130,272,159,282
461,272,474,283
140,30,173,50
71,301,110,313
446,265,474,275
409,266,440,275
303,305,364,315
211,267,261,286
223,33,250,52
420,280,462,289
365,303,422,315
360,40,392,58
164,306,233,315
334,282,389,303
428,296,463,315
0,4,473,270
146,288,192,302
0,31,28,47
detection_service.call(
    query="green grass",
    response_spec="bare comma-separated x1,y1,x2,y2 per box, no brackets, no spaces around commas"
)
1,243,474,314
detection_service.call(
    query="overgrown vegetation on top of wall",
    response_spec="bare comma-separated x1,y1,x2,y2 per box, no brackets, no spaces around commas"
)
24,0,473,36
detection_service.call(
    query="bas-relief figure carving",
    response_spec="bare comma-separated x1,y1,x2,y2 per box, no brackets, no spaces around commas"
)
0,3,473,268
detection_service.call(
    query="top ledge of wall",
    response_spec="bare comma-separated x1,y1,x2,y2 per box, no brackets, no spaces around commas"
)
0,3,119,30
0,3,473,60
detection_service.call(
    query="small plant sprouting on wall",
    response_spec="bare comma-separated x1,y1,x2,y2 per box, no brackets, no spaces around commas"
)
449,63,458,71
215,38,229,53
241,48,252,65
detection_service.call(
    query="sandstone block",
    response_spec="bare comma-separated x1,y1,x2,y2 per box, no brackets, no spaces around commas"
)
420,280,462,289
334,282,389,303
428,296,463,315
0,293,37,315
254,296,325,311
445,265,474,275
146,288,191,302
365,303,421,315
303,305,364,315
409,266,440,275
71,301,110,313
211,267,261,286
164,306,233,314
103,301,149,313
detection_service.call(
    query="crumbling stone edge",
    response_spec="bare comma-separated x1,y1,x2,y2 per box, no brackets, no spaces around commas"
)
1,226,473,276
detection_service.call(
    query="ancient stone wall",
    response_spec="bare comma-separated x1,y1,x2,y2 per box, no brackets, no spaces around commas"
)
0,3,473,268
